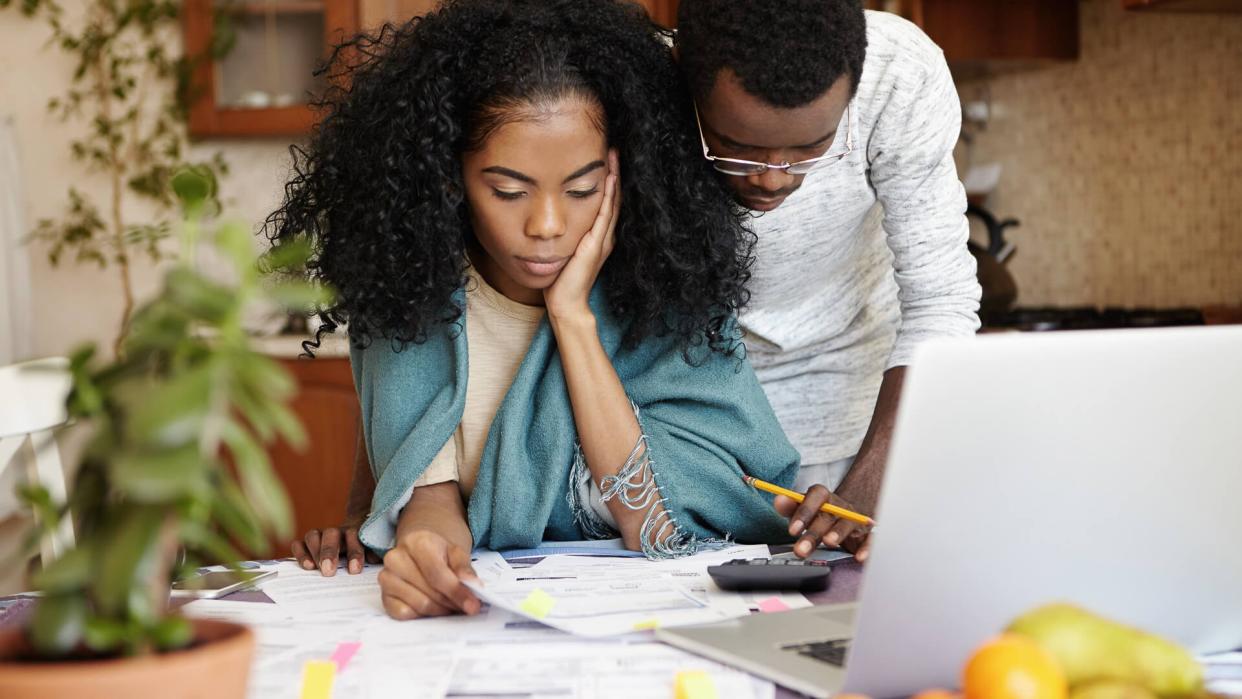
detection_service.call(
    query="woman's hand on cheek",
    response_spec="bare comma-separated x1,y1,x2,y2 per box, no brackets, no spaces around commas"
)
544,148,620,321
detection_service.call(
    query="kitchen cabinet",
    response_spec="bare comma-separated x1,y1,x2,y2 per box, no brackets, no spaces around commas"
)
182,1,361,138
866,1,1081,81
1203,305,1242,325
636,0,678,27
636,1,1078,80
259,356,360,558
1123,0,1242,11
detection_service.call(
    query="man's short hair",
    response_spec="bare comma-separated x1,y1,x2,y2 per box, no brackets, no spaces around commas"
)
676,0,867,109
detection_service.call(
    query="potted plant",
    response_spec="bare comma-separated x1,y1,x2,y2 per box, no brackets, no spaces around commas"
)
0,168,329,699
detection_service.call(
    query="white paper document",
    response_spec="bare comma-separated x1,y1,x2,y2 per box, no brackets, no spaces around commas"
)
175,546,793,697
464,543,780,637
258,561,387,618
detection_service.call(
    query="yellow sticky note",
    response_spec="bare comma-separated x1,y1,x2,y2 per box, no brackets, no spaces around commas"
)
674,670,718,699
519,588,556,619
299,660,336,699
632,618,660,631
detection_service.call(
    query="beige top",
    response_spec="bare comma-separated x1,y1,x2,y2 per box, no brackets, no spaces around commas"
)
413,267,545,497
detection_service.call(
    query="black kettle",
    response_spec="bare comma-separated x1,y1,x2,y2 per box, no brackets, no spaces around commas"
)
965,204,1020,324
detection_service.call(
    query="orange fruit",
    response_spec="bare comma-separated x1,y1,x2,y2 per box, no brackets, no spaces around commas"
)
912,691,962,699
963,634,1067,699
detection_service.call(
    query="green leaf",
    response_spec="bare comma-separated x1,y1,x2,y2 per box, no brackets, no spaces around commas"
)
31,546,90,593
165,266,235,323
83,617,128,653
94,506,166,619
66,345,105,417
124,362,213,449
234,352,296,402
150,615,192,651
214,221,255,279
29,593,87,656
259,238,312,273
16,483,58,530
266,401,307,451
170,166,215,213
179,520,244,567
212,477,267,552
221,421,292,541
266,281,333,313
111,444,209,502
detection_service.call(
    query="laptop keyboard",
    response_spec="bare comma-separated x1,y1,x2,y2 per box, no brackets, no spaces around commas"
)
782,638,850,667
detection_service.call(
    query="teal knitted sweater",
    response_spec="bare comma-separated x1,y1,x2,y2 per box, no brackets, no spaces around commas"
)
353,282,801,557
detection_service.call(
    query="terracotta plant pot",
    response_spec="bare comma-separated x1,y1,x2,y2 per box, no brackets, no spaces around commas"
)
0,619,255,699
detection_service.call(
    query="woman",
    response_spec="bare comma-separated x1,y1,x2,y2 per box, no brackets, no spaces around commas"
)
267,0,800,620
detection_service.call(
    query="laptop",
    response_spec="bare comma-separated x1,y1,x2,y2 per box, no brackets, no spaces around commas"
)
658,326,1242,698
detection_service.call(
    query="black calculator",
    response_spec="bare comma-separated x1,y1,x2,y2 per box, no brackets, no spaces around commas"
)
707,557,832,593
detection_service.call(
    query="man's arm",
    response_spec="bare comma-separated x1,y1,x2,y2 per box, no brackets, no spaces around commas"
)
291,417,378,575
781,44,979,561
836,365,903,517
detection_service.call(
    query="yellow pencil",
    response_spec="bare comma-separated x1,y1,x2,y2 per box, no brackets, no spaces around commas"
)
743,475,876,527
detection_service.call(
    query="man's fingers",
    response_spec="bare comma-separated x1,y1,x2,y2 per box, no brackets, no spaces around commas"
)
317,528,342,576
291,539,315,570
788,485,832,536
301,530,322,570
840,525,870,555
772,494,798,518
822,517,859,549
855,534,872,563
795,512,837,558
345,528,366,575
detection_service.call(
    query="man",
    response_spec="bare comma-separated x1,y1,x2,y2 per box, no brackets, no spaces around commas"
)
674,0,980,560
296,0,980,574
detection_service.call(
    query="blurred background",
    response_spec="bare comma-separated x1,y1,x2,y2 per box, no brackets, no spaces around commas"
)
0,0,1239,592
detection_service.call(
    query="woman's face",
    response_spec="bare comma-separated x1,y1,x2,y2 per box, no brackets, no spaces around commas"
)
462,97,610,306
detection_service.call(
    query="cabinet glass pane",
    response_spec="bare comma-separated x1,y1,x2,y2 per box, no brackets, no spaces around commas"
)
215,2,327,109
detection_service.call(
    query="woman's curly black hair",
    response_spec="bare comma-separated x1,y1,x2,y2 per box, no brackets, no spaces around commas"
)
676,0,867,109
265,0,755,358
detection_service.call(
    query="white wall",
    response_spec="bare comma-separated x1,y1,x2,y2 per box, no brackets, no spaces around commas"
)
0,7,300,362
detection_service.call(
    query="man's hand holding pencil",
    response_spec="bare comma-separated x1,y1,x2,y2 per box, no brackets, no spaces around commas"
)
743,476,875,563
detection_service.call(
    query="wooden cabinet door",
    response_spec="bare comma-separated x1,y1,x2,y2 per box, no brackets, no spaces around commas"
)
182,0,361,138
637,0,678,27
264,357,360,558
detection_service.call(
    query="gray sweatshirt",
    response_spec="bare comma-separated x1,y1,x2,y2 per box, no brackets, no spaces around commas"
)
740,11,981,466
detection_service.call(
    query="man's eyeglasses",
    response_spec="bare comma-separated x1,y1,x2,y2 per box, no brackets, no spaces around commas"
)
693,102,854,177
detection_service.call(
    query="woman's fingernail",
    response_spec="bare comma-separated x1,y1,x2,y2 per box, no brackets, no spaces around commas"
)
826,533,839,546
789,520,803,535
349,560,361,574
797,541,811,555
302,560,314,570
320,559,332,574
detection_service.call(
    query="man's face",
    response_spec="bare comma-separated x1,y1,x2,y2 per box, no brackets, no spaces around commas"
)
697,70,852,212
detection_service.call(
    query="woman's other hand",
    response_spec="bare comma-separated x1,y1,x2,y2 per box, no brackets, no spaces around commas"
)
379,528,481,620
544,149,620,319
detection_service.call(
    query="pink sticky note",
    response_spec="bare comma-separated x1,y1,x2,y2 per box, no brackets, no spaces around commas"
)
756,596,791,613
329,641,362,671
